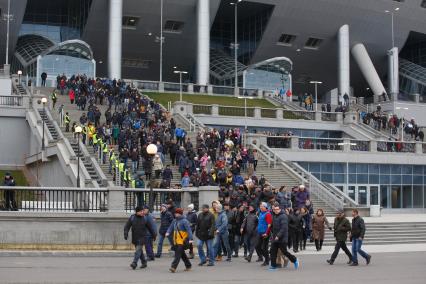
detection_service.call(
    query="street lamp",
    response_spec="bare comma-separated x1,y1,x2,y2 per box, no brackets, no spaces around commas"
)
157,0,164,82
230,0,243,92
385,7,399,48
174,70,188,102
41,97,47,151
146,143,158,211
396,106,408,141
3,0,13,65
309,81,322,112
75,126,83,188
17,70,22,84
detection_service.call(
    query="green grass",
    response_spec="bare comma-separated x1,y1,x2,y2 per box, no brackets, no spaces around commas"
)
0,170,29,186
144,92,275,108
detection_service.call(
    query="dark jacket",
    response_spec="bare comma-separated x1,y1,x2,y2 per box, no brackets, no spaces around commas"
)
196,211,215,241
241,211,258,236
186,210,197,232
159,210,174,235
333,216,351,242
144,213,158,238
271,211,289,243
215,210,229,234
124,214,155,245
351,216,366,240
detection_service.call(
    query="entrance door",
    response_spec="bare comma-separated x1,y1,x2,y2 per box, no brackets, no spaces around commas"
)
347,185,380,206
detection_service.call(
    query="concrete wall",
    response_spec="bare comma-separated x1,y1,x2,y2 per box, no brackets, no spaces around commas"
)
27,156,74,187
0,116,30,167
0,78,11,96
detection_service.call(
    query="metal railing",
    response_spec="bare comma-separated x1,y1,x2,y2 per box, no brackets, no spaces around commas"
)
193,104,212,115
299,138,343,151
350,140,370,152
266,136,292,149
133,80,160,91
239,88,259,97
164,82,188,92
219,106,254,117
212,86,234,95
321,112,338,122
377,140,416,153
283,109,314,120
0,186,108,212
261,108,276,118
0,95,23,106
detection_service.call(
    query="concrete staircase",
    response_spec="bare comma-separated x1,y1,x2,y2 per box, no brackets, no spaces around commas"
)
38,109,59,141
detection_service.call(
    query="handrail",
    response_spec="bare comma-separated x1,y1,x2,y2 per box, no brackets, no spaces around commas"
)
0,186,108,191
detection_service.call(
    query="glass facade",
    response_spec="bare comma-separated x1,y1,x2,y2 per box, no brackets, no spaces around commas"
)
298,162,426,209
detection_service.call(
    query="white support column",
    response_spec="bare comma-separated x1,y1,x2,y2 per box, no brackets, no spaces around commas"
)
388,47,399,100
351,43,387,98
196,0,210,86
108,0,123,79
338,25,350,98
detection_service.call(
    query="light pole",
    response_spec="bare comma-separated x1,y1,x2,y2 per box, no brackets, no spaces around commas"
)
237,96,253,130
396,106,408,141
385,7,399,100
41,97,47,151
385,7,399,48
3,0,13,65
230,0,243,91
146,143,158,211
174,70,188,101
75,126,83,188
157,0,164,82
309,81,322,112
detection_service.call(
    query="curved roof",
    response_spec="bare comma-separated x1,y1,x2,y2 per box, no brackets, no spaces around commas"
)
248,57,293,74
14,35,94,67
210,49,247,81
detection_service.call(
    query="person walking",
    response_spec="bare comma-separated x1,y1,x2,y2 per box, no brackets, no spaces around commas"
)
269,203,299,271
327,210,353,265
241,204,259,263
64,112,71,132
350,209,371,266
124,206,156,270
196,204,216,266
213,203,232,262
256,202,272,266
311,209,332,251
3,172,16,211
143,206,157,261
186,204,197,259
155,204,174,258
41,72,47,87
166,208,193,273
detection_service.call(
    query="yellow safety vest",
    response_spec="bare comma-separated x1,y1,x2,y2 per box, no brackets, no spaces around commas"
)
131,179,136,188
82,126,87,135
119,163,125,173
103,143,108,153
64,115,70,124
93,134,98,144
123,170,129,181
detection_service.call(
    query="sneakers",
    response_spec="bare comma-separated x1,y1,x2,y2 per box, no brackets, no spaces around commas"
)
366,255,372,265
140,263,147,269
268,266,277,271
349,262,358,266
130,262,137,270
169,267,176,273
326,259,334,265
207,262,215,266
294,259,300,270
198,261,206,266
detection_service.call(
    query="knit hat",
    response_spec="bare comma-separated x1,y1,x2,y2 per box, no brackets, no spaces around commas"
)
187,204,194,210
175,208,184,215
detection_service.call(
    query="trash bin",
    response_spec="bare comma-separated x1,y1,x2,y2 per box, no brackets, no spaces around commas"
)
370,205,381,217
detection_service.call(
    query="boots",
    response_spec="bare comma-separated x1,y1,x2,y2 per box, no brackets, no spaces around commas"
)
315,240,320,251
303,240,307,250
320,240,324,251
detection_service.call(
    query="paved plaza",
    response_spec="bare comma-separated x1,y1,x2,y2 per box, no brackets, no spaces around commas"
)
0,251,425,284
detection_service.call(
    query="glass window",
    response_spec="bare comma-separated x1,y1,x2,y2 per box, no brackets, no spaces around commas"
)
413,186,423,208
369,175,379,184
321,163,333,173
369,164,379,174
403,175,413,184
391,186,402,208
349,164,357,174
391,175,401,184
413,175,423,184
357,174,368,184
348,186,356,201
413,165,423,174
381,185,389,208
321,174,333,183
358,186,368,205
380,164,390,174
402,165,412,175
370,186,379,205
380,175,390,184
402,185,413,208
356,164,368,173
334,174,345,183
391,165,401,174
334,163,345,173
349,174,356,183
309,163,320,172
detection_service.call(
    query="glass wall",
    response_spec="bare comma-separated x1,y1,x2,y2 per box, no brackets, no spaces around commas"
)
298,162,426,209
39,54,94,79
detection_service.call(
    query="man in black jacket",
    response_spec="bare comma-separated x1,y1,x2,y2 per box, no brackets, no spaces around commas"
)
269,203,299,271
155,204,174,258
350,209,371,266
124,206,156,270
241,204,259,262
327,210,353,265
196,204,215,266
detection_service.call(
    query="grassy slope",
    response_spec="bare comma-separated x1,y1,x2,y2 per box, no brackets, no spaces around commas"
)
0,170,29,186
144,92,275,108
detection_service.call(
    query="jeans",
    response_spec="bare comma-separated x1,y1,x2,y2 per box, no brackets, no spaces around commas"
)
352,239,369,264
214,232,232,259
145,236,154,259
156,234,173,256
244,233,259,257
255,235,270,263
132,161,138,173
133,241,147,265
198,239,214,264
